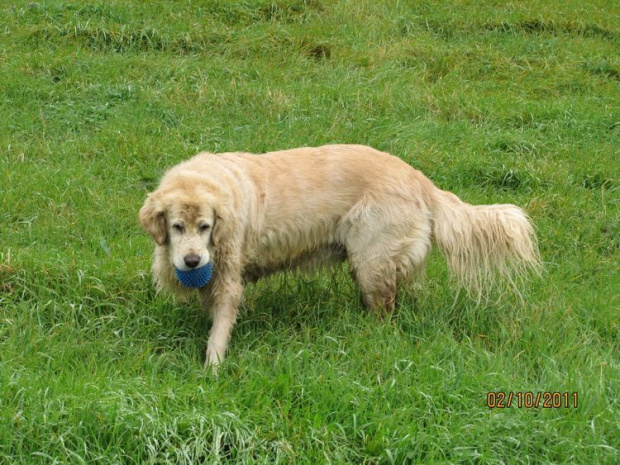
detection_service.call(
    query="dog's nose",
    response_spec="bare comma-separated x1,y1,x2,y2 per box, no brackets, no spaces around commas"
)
184,254,201,269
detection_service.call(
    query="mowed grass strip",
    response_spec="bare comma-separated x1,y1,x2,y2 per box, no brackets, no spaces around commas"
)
1,0,618,463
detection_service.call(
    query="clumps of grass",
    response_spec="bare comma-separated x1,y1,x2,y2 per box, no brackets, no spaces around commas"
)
400,50,458,83
474,166,532,191
6,393,278,463
0,261,17,295
580,173,614,190
17,0,324,28
583,59,620,81
412,16,618,41
21,0,327,55
420,18,458,39
139,412,269,463
193,0,324,26
445,160,541,193
483,19,619,41
27,22,335,63
302,42,331,60
14,2,124,24
490,138,541,156
29,23,228,54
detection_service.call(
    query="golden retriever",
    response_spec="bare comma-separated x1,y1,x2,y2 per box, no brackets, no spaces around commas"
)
139,144,540,367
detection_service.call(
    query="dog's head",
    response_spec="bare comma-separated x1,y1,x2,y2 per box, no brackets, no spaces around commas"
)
139,186,228,272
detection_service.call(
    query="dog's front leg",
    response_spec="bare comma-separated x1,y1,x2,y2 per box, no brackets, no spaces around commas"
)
201,280,243,371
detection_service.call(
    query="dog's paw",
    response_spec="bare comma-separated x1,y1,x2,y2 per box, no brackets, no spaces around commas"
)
204,348,222,376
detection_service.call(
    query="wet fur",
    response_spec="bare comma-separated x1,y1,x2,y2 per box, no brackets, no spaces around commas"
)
139,144,540,367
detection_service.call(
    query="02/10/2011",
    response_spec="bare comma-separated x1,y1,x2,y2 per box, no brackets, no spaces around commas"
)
487,391,578,409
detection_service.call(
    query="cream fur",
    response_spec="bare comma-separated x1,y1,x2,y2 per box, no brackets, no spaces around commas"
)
139,144,540,367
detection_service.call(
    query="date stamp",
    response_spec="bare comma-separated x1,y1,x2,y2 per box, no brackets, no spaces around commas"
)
486,391,578,409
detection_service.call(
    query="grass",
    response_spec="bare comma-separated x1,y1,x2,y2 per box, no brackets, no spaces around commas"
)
1,0,618,462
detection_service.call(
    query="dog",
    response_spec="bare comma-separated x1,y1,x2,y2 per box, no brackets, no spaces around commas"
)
139,144,540,367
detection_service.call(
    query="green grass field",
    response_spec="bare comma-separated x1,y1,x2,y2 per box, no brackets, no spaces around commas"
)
1,0,618,462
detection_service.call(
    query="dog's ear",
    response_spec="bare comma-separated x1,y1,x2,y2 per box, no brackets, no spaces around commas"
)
210,204,234,247
139,194,167,246
210,210,224,247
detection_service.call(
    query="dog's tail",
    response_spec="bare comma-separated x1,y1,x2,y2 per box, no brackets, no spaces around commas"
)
431,187,541,298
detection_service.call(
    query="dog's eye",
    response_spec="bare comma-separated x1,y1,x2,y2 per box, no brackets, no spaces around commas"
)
172,223,185,233
199,224,211,233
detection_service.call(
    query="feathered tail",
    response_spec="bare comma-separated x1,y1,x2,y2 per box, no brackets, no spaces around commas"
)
431,188,541,298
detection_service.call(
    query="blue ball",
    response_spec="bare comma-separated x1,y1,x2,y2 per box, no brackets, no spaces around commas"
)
175,262,213,288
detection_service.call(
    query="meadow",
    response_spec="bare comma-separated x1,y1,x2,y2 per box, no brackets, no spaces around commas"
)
0,0,618,462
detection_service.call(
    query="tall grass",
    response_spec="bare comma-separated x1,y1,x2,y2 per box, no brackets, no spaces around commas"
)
1,0,618,462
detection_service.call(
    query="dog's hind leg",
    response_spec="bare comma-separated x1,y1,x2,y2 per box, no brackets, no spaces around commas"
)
344,200,432,314
349,257,398,314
